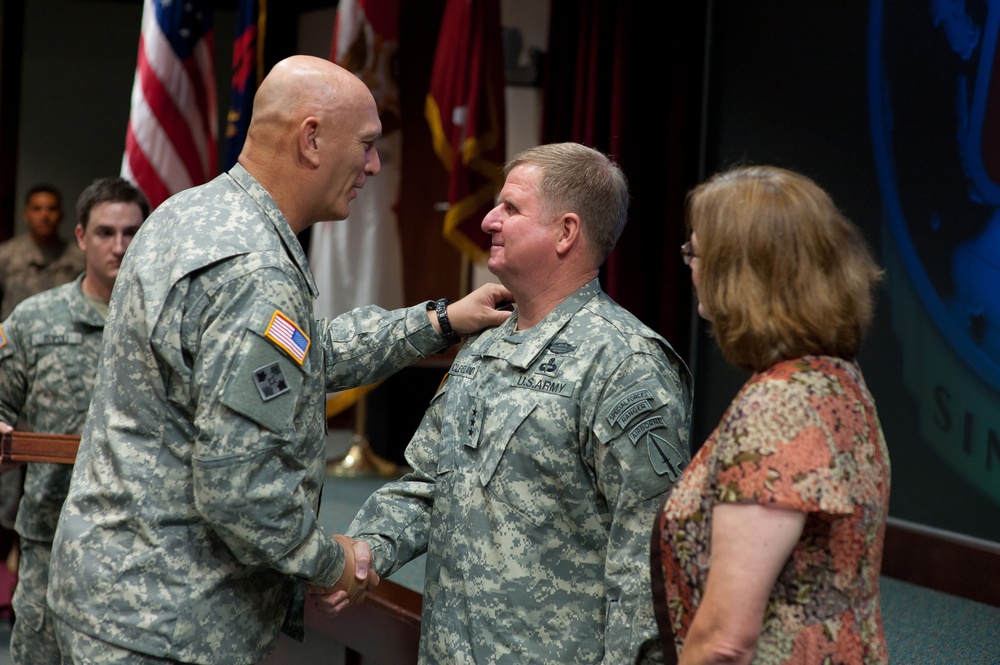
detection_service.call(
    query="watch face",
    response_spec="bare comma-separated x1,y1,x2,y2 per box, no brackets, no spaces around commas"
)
869,0,1000,506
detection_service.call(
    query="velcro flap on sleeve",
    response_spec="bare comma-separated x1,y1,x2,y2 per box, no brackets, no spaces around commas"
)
219,301,306,434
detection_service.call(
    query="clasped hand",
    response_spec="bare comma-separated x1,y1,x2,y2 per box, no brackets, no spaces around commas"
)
307,534,380,616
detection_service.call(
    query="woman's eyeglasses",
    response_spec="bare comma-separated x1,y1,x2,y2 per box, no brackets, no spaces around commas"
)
680,241,697,266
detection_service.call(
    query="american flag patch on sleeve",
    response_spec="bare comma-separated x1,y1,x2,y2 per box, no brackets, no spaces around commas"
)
264,310,310,365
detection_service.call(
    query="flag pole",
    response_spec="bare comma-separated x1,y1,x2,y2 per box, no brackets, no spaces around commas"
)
460,252,472,297
328,393,399,477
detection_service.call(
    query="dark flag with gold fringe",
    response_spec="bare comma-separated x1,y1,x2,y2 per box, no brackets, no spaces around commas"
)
425,0,507,264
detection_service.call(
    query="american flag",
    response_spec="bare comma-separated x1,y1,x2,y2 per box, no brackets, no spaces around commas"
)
265,311,310,365
121,0,219,210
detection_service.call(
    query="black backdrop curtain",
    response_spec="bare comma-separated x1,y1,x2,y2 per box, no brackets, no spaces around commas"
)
540,0,708,358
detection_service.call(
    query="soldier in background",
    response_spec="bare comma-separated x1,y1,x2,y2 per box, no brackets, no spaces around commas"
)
334,142,693,664
0,177,149,665
0,184,87,600
0,185,85,320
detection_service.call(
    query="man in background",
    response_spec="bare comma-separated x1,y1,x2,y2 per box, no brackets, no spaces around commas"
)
0,184,87,605
0,177,149,665
0,185,85,320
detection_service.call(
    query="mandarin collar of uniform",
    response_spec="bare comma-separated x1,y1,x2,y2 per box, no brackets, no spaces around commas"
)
471,278,602,369
228,164,319,299
67,273,107,327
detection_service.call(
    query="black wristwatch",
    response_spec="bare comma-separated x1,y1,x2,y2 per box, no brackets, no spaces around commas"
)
429,298,461,346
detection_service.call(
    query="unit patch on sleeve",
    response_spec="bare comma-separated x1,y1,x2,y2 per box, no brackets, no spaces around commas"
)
264,310,310,365
0,324,6,350
253,362,291,402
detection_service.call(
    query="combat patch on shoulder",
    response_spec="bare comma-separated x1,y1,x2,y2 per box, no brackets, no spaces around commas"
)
264,310,310,365
628,416,683,478
0,324,5,350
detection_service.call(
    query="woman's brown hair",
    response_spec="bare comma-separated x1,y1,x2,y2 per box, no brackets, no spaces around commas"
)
687,165,884,372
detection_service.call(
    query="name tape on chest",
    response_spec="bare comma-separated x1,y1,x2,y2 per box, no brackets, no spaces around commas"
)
449,362,477,379
264,310,310,365
31,332,84,346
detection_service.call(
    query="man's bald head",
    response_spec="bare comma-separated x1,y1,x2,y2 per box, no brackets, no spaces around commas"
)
237,55,382,232
242,55,371,156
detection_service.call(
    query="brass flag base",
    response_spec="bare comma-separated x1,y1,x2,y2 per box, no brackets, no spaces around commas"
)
328,434,399,478
327,391,399,477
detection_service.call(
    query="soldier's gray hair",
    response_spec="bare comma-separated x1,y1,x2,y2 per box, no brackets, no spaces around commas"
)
504,142,629,263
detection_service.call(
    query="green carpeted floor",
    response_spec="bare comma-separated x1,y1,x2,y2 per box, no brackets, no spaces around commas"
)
318,470,1000,665
1,432,996,664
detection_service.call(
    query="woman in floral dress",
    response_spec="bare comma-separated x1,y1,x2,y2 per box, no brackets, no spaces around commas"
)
652,165,890,664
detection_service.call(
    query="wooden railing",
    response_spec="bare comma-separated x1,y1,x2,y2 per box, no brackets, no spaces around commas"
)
0,431,79,464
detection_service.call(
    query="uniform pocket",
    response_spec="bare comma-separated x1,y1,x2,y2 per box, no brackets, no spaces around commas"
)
479,401,569,526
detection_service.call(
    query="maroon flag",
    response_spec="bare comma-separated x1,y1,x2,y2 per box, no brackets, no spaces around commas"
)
121,0,218,210
425,0,506,264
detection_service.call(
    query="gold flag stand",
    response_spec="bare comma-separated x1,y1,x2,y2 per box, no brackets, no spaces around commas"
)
328,393,399,477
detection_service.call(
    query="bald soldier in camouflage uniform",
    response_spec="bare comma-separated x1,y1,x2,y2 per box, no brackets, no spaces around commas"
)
0,177,149,665
339,143,693,664
46,56,511,665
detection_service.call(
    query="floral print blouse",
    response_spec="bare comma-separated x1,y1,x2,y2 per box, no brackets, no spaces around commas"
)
652,356,891,664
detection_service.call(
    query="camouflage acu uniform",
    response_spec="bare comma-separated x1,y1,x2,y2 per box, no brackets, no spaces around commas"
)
0,275,100,665
0,234,86,320
0,233,85,543
46,165,449,665
348,279,693,665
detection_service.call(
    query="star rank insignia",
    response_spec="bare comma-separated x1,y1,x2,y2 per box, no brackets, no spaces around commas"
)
253,362,291,402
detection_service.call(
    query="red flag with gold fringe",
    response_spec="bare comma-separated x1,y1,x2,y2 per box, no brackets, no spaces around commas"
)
425,0,506,264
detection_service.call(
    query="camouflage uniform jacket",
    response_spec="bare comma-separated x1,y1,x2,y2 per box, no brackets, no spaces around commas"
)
47,165,449,665
0,274,99,623
0,232,86,320
348,279,694,665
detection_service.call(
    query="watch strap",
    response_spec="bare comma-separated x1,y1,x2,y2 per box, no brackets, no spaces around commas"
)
434,298,461,346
